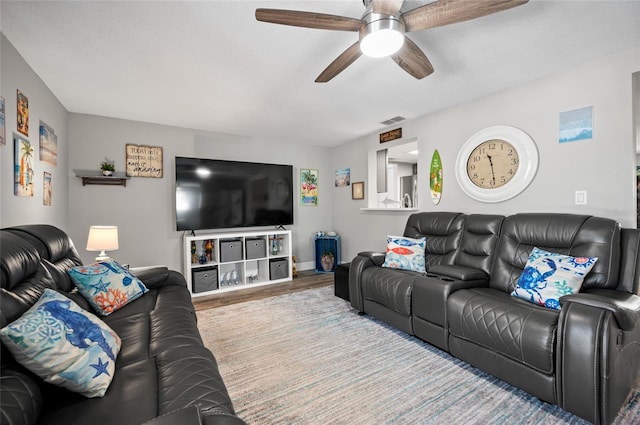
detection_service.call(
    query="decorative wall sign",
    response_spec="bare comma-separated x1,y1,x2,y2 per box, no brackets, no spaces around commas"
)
39,121,57,166
0,96,5,145
17,90,29,136
125,144,163,178
335,168,350,187
43,172,52,206
430,149,443,205
352,181,364,200
379,128,402,143
559,106,593,143
14,133,34,197
301,168,318,206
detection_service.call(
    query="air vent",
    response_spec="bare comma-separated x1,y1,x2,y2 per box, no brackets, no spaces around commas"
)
381,116,405,126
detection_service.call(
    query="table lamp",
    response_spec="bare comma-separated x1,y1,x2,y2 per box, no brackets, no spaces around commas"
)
86,225,119,261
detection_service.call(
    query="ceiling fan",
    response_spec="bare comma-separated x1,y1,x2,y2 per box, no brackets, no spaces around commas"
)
255,0,528,83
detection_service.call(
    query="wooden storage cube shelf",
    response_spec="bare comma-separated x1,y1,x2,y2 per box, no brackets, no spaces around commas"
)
184,230,292,297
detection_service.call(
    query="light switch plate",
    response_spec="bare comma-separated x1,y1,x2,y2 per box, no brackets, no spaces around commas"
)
575,190,587,205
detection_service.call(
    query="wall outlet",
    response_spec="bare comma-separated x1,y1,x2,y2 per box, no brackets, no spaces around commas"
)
575,190,587,205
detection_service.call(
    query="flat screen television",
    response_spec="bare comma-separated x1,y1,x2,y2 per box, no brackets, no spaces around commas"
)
175,156,294,231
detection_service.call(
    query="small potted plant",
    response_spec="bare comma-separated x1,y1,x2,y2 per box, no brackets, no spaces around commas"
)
100,160,115,176
321,251,335,272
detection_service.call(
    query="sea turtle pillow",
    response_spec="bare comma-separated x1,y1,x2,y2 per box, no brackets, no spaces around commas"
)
68,260,148,316
381,235,426,273
511,247,598,310
0,289,121,398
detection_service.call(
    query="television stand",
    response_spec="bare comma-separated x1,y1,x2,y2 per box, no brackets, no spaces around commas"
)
183,229,292,297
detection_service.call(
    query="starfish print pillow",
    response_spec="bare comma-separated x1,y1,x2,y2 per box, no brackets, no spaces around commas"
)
68,260,148,316
0,289,121,397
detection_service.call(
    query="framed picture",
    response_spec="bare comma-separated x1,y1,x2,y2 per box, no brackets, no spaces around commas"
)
43,172,52,206
352,181,364,200
17,90,29,137
335,168,350,187
559,106,593,143
14,133,34,197
301,168,318,206
39,120,57,166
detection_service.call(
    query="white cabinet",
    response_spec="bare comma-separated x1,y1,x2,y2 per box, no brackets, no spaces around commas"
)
183,230,292,297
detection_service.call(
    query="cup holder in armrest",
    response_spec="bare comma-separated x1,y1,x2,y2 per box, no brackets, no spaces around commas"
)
425,265,488,282
423,273,457,282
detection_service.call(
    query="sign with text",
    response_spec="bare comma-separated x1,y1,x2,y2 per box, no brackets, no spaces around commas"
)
379,128,402,143
126,144,163,178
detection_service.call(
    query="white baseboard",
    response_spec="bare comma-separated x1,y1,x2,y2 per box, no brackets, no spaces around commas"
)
297,261,315,271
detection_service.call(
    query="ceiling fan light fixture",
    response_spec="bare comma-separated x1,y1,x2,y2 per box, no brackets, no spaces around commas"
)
359,14,405,58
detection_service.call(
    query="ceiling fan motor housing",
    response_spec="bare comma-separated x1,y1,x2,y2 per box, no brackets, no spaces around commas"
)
359,10,406,57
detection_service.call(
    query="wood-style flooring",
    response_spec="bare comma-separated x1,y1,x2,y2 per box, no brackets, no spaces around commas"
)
192,270,334,311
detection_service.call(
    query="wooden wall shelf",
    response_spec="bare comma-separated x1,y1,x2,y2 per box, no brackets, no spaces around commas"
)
74,170,130,187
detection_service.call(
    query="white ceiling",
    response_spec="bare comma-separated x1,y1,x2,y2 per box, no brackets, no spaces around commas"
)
1,1,639,148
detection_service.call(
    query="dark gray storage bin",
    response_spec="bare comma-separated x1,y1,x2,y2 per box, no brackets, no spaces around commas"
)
192,266,218,293
334,263,350,301
269,258,289,280
220,239,243,262
246,238,266,260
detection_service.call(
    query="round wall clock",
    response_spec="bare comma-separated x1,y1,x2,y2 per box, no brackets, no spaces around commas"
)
455,126,539,203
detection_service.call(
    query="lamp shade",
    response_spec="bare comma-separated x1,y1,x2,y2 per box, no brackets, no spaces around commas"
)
86,226,119,261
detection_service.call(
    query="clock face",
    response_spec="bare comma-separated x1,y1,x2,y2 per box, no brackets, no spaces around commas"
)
466,139,519,189
455,126,538,203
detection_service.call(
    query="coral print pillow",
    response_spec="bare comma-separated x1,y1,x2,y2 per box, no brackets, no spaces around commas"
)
511,247,598,310
0,289,121,398
68,259,148,316
381,235,426,273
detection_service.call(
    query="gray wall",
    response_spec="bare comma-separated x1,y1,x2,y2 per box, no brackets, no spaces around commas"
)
334,47,640,262
0,35,69,229
2,33,638,275
67,114,333,271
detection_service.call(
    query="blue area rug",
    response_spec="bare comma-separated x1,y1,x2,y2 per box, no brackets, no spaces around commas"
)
197,286,640,424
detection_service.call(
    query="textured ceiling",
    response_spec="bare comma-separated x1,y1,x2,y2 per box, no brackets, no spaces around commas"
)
1,1,639,147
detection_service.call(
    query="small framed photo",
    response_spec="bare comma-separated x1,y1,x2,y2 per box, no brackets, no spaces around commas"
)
352,181,364,200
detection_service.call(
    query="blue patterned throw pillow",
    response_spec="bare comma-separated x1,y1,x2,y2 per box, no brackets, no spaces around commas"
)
0,289,121,398
68,260,148,316
381,235,426,273
511,247,598,310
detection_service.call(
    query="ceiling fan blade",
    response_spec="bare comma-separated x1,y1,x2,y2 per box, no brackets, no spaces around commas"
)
402,0,528,33
391,37,434,79
371,0,404,16
256,9,362,31
316,42,363,83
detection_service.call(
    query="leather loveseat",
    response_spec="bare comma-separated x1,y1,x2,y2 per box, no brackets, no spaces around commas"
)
0,225,246,425
349,212,640,425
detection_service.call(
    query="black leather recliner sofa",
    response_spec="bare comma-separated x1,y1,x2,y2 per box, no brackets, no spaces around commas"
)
0,225,246,425
350,212,640,425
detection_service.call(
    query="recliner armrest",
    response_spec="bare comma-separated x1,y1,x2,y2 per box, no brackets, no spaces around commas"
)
560,290,640,330
427,265,488,281
130,266,170,289
356,251,386,267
